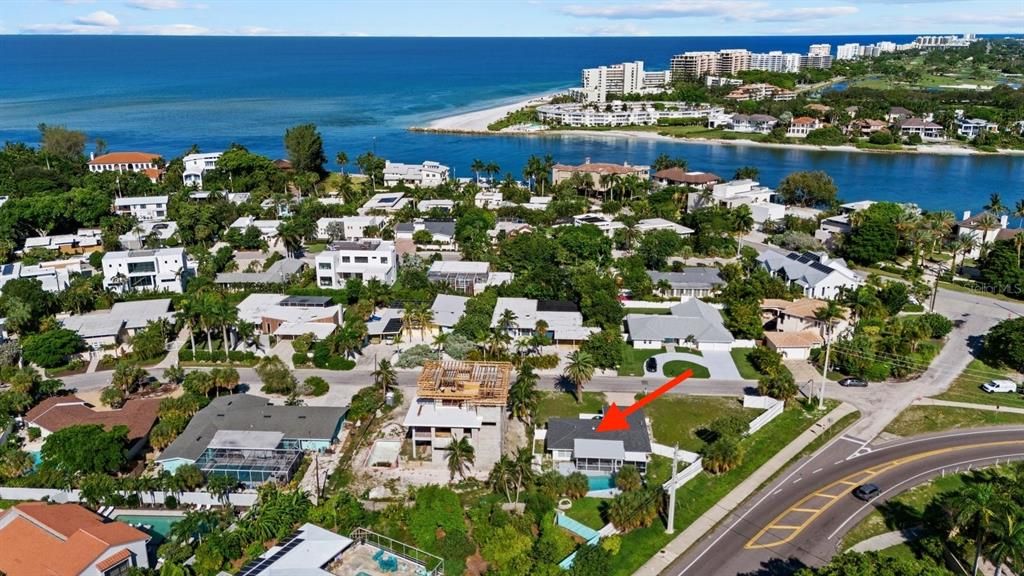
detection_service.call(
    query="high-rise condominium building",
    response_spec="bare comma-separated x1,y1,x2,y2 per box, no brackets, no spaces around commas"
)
578,60,667,103
670,51,718,80
716,49,751,76
808,44,832,57
749,51,802,73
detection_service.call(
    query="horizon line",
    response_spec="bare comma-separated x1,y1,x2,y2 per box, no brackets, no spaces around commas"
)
3,32,1023,39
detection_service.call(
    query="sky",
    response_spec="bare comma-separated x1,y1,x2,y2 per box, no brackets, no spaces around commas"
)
1,0,1022,37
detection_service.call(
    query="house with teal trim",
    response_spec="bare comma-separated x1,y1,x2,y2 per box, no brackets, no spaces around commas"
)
155,394,345,486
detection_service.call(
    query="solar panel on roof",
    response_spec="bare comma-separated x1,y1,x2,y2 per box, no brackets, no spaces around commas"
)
383,318,404,334
537,300,579,312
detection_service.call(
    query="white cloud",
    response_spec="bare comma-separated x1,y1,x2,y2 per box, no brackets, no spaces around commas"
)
125,0,182,10
73,10,120,27
559,0,857,22
938,11,1024,27
574,23,652,35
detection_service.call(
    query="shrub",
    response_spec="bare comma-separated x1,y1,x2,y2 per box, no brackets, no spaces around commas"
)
27,427,41,441
868,130,894,145
178,349,194,362
565,472,589,499
915,313,953,339
701,434,743,474
747,347,783,376
442,333,476,360
292,352,310,367
708,414,749,440
522,354,560,370
614,464,642,492
601,534,622,556
395,344,440,368
304,376,329,397
863,362,891,382
164,495,178,509
228,350,255,363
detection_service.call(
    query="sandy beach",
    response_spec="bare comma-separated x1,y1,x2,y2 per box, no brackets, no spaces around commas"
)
412,98,1024,157
419,92,561,132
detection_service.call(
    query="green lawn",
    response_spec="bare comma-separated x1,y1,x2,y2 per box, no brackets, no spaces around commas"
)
566,497,605,531
624,307,672,315
304,242,328,253
936,359,1024,409
607,401,838,576
730,348,762,380
618,345,662,377
884,405,1024,437
663,360,710,379
536,391,606,426
645,396,757,452
841,473,966,550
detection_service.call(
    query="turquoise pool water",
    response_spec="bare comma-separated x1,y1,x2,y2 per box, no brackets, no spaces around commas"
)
114,514,183,538
29,451,41,469
587,475,615,491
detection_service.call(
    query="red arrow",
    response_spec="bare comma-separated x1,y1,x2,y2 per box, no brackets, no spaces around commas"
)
596,369,693,433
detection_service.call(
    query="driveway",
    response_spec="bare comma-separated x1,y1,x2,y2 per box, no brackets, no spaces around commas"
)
646,350,742,380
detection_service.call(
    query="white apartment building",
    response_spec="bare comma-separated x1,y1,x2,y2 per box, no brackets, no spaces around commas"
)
749,51,802,73
716,49,751,75
113,195,169,222
670,51,718,80
315,239,398,287
801,53,833,70
577,61,669,103
316,215,387,241
536,101,722,128
382,161,450,188
182,152,222,188
102,247,191,294
808,44,831,57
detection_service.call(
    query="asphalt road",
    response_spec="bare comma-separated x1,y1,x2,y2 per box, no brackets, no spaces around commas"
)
667,427,1024,576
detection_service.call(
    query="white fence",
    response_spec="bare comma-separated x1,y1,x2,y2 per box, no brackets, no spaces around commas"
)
663,457,704,491
0,486,258,507
621,300,676,309
744,395,784,435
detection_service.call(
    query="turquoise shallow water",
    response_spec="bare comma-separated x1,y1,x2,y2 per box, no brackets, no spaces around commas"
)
0,35,1021,212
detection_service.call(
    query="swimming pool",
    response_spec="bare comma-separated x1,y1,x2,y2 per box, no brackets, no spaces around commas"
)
29,451,41,470
586,475,615,491
113,513,184,539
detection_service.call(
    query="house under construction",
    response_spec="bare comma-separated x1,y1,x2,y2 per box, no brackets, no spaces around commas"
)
403,361,513,470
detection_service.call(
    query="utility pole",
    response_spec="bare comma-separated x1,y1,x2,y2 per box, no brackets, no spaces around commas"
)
666,443,679,535
819,332,832,409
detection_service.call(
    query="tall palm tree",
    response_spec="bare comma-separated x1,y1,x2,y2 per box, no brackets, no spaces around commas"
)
372,358,397,395
564,350,595,404
1014,199,1024,229
949,481,1002,576
949,233,979,275
497,308,518,335
985,193,1007,218
216,299,238,361
484,162,501,182
974,212,1001,259
445,436,475,481
508,364,540,425
599,173,622,202
470,159,485,183
335,151,348,174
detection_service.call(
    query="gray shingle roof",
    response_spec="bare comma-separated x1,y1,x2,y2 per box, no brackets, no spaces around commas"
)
156,394,346,462
214,258,306,285
545,409,651,453
625,298,734,344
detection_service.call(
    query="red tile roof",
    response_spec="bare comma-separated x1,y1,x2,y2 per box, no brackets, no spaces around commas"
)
89,152,160,165
25,395,160,444
653,168,721,185
552,162,647,175
0,503,146,576
96,548,133,571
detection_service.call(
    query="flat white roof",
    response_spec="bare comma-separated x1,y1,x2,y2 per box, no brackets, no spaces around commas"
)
429,260,490,274
403,400,482,429
114,195,168,206
209,430,284,450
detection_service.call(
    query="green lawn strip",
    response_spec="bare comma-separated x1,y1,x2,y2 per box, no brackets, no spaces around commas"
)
645,396,757,452
875,543,923,562
607,403,836,576
536,391,607,426
618,345,662,377
884,405,1024,437
566,497,606,531
0,500,20,509
729,348,763,380
663,360,710,379
841,473,966,551
625,307,672,315
935,359,1024,409
304,242,328,253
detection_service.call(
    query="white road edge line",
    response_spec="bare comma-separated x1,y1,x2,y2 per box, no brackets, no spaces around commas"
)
673,413,861,575
826,451,1024,542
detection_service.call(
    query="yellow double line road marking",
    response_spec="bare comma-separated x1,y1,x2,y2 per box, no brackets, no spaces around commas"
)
745,440,1024,550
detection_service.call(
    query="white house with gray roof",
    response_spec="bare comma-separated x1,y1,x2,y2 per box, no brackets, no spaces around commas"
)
647,268,724,299
624,298,736,350
491,298,598,344
431,294,469,332
101,247,192,294
113,195,168,222
382,160,449,188
539,409,652,475
315,239,398,287
61,298,174,349
395,219,456,249
757,250,861,299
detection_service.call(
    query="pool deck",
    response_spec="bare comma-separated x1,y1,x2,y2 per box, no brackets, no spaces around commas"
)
327,543,425,576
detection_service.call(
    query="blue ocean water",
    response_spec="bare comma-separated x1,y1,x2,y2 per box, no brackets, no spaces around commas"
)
0,35,1021,212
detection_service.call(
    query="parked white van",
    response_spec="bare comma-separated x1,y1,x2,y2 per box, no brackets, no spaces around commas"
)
982,380,1019,393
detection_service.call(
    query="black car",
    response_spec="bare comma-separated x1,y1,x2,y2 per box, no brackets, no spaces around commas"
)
853,483,881,501
645,357,658,373
839,377,868,388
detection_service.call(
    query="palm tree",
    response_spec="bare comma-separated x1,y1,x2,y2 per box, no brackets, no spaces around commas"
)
599,173,622,202
974,212,1001,259
1014,199,1024,228
497,308,518,335
445,436,476,480
985,193,1007,218
484,162,500,182
949,481,1002,575
949,233,979,275
277,222,303,258
988,511,1024,576
508,364,540,424
471,159,485,183
564,350,595,404
335,151,348,174
372,358,397,395
215,300,238,361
